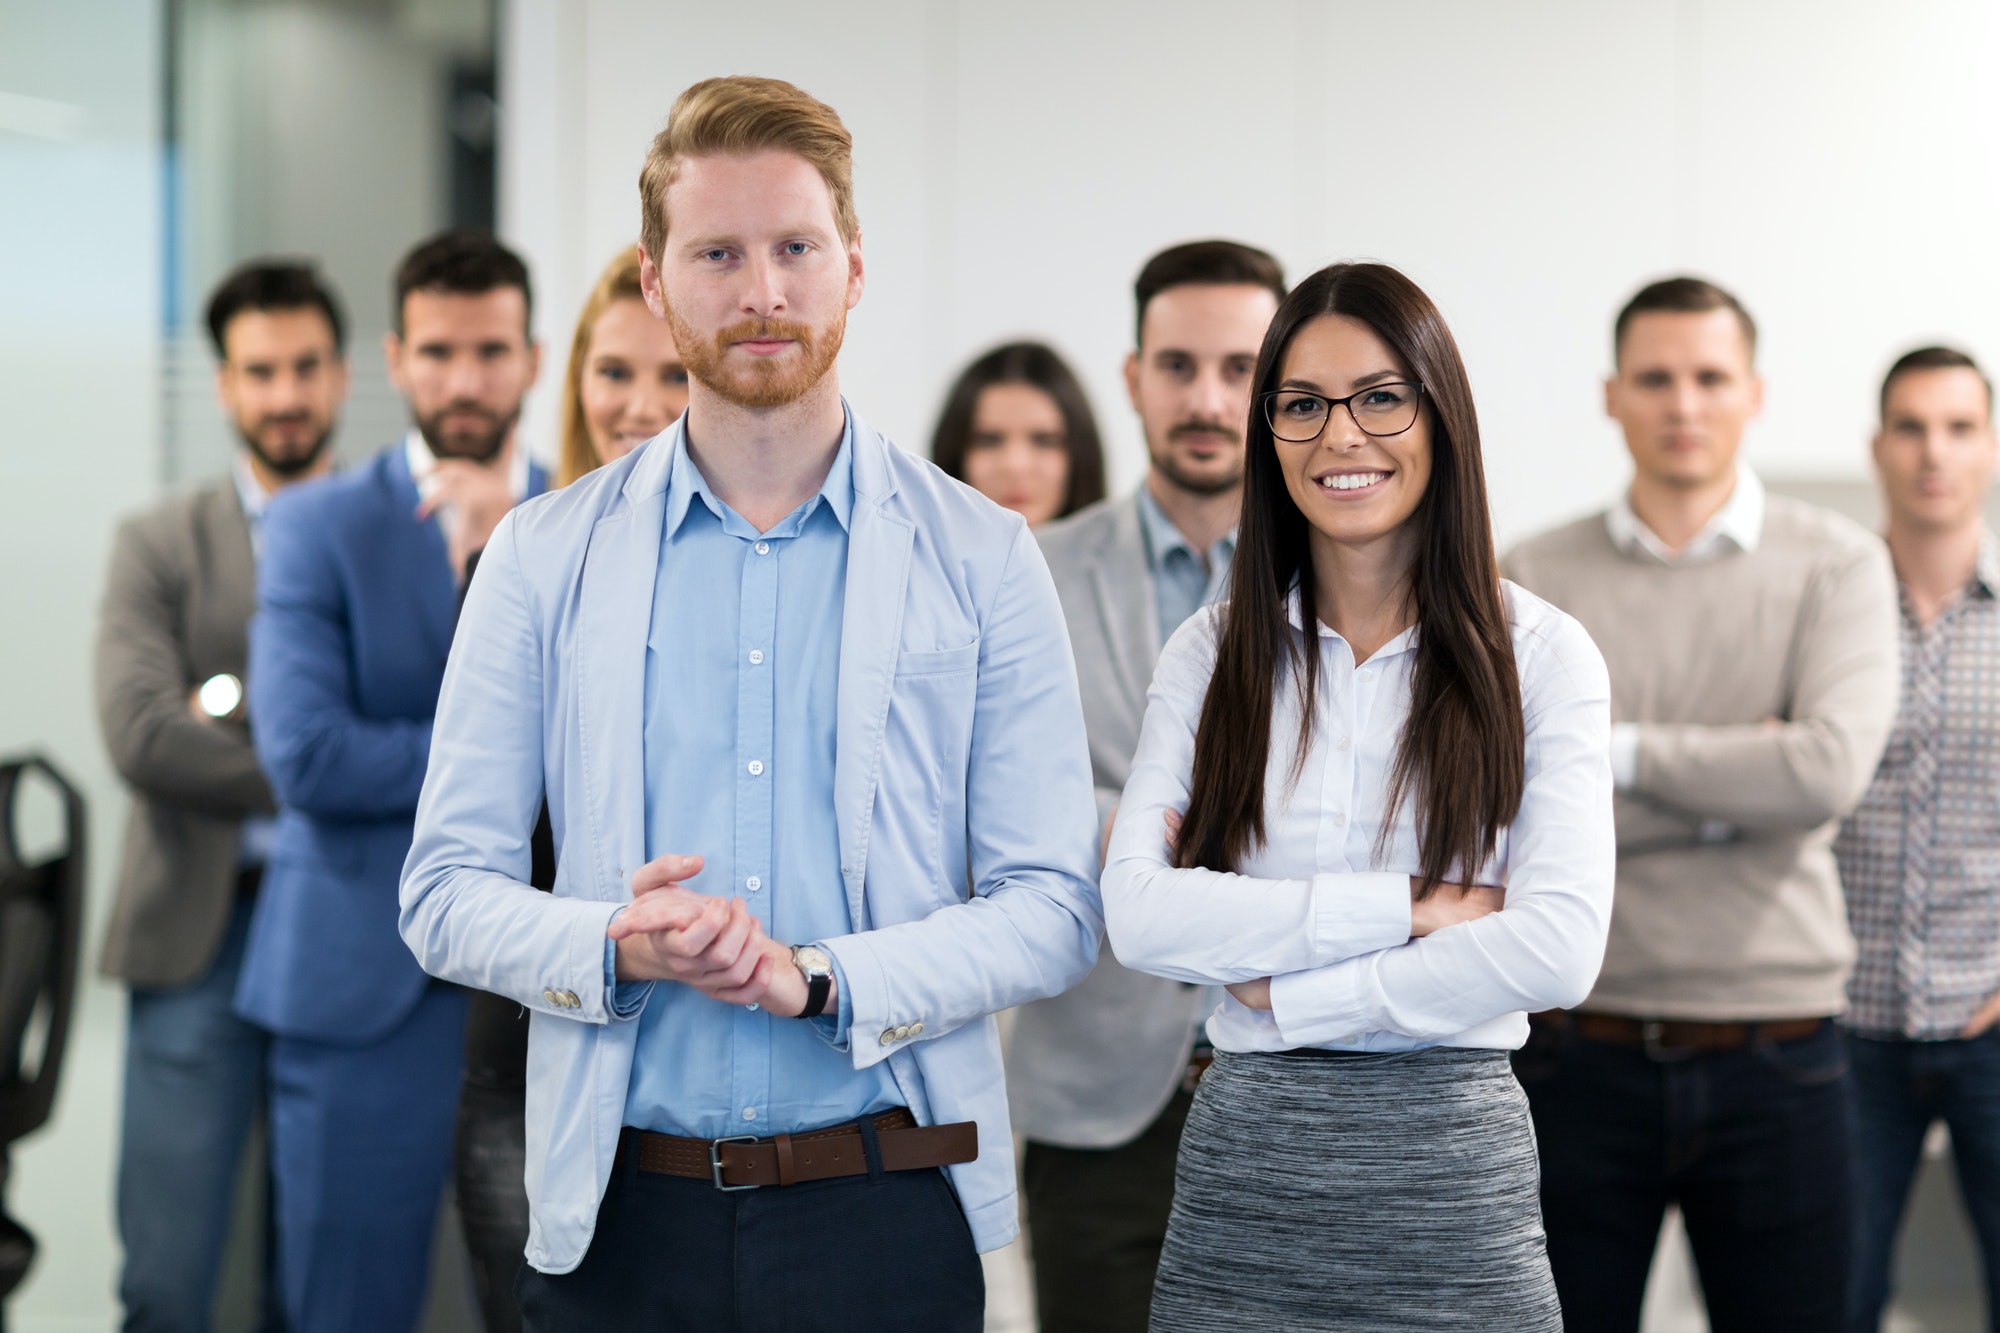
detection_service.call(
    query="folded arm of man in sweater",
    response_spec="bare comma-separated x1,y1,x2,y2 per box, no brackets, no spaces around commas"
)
1616,543,1901,836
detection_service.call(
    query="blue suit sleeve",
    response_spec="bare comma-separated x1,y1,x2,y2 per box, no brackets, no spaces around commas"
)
249,491,433,818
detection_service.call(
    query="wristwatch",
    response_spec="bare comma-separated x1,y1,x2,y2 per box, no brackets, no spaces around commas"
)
197,673,245,720
790,944,833,1020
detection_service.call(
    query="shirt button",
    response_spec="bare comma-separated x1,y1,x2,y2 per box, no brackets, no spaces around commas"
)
742,1107,757,1121
747,1002,760,1011
754,541,770,555
747,760,764,776
745,876,762,891
1333,812,1348,828
1357,668,1374,681
1338,736,1352,752
748,649,765,665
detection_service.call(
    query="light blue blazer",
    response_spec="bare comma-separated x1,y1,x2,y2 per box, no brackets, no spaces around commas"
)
400,408,1103,1273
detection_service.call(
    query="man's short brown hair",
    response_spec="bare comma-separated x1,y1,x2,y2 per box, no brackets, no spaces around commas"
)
1613,275,1757,366
1132,240,1286,346
638,76,857,265
1879,345,1993,421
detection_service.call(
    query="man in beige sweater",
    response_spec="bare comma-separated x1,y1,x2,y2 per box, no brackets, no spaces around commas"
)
1504,276,1899,1332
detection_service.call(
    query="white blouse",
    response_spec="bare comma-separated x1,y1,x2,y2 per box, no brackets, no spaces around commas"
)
1101,582,1615,1054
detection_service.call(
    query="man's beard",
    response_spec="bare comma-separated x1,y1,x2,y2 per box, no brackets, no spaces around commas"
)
414,400,519,464
665,301,844,410
1148,419,1245,497
238,413,335,479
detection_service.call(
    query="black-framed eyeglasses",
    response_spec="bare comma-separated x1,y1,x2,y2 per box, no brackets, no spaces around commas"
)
1260,382,1426,442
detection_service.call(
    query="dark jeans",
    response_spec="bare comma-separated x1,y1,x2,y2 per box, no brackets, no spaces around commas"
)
117,895,282,1333
517,1125,984,1332
1021,1087,1192,1333
456,1076,529,1333
1514,1017,1855,1333
1848,1030,2000,1332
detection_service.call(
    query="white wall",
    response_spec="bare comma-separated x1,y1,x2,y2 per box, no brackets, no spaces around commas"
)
0,1,160,1327
502,0,2000,546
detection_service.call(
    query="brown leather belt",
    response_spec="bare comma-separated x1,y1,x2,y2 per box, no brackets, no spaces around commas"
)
621,1109,977,1191
1534,1010,1829,1058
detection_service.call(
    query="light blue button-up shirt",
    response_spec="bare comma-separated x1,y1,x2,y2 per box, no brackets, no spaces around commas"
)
620,420,900,1138
1136,484,1234,650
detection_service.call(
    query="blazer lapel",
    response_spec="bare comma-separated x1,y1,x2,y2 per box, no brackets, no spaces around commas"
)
382,447,460,665
204,481,258,625
833,421,913,930
1090,494,1159,713
574,444,674,901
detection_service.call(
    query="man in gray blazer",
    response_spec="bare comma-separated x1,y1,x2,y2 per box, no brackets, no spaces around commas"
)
1008,240,1283,1332
95,260,347,1329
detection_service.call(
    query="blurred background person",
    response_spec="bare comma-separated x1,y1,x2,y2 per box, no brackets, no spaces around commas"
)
240,230,544,1333
1505,277,1900,1330
1006,239,1283,1332
454,245,686,1333
554,247,691,487
930,340,1105,527
96,258,347,1333
1840,347,2000,1332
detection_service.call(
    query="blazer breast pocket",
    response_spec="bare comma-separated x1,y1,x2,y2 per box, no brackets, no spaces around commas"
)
895,640,980,678
887,639,980,896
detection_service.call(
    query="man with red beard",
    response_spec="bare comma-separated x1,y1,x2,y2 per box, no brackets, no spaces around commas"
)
240,231,547,1332
399,77,1100,1331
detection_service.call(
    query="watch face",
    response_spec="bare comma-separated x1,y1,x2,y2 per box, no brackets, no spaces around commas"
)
794,945,832,976
198,673,244,718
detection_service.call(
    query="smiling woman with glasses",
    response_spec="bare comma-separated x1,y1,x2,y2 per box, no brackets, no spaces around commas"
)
1100,261,1615,1330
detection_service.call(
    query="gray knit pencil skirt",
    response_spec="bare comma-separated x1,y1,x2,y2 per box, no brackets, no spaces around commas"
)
1149,1047,1561,1332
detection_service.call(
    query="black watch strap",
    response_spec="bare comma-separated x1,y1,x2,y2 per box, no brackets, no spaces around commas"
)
798,969,832,1020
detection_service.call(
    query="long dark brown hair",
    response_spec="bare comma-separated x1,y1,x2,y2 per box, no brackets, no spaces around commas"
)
1175,262,1523,897
930,341,1107,519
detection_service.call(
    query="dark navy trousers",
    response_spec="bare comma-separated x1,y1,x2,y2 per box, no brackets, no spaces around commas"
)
1848,1030,2000,1333
266,981,465,1333
517,1129,984,1333
1515,1018,1855,1333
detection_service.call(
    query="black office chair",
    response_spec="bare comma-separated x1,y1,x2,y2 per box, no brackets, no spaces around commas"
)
0,755,87,1319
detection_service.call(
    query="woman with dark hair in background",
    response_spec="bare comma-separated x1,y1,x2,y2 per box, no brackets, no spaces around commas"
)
1100,262,1614,1329
931,340,1106,526
454,246,688,1333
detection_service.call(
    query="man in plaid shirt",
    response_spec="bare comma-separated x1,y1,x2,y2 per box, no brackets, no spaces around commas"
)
1839,345,2000,1330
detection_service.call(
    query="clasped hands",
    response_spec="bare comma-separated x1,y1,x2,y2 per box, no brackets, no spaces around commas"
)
1157,810,1503,1014
605,854,824,1018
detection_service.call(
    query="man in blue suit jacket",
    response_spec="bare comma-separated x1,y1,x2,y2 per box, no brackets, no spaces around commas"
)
246,230,547,1333
400,78,1101,1331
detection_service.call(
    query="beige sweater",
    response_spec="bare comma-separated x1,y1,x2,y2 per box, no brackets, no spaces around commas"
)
1503,496,1899,1019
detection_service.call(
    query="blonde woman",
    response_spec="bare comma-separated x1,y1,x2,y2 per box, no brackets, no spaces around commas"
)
555,247,691,485
455,246,688,1333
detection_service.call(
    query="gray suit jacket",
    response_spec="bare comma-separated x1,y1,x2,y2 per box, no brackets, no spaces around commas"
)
1006,491,1208,1148
95,478,274,988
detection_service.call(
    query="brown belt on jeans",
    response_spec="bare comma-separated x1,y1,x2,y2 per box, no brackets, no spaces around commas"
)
621,1108,978,1190
1533,1010,1829,1056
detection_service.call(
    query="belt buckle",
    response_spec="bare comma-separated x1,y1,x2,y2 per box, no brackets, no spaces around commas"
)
1640,1020,1695,1063
710,1135,760,1192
